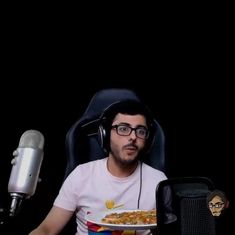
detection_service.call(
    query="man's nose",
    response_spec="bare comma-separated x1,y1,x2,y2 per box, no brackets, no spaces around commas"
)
129,130,137,138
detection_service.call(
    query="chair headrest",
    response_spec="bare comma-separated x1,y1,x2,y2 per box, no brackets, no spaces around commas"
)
64,88,165,178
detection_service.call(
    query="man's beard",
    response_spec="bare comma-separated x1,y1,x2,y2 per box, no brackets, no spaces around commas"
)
118,156,138,166
110,149,143,167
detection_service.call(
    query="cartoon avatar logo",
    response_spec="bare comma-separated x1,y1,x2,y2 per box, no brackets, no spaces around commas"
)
207,190,229,217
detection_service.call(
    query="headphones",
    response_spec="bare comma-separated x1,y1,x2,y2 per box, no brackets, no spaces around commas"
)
98,116,110,156
97,102,156,157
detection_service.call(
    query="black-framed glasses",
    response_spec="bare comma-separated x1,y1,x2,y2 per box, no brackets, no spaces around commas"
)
208,202,224,209
111,124,149,140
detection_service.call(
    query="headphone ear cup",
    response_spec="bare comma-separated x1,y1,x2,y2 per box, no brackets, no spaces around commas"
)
98,122,108,156
98,124,106,148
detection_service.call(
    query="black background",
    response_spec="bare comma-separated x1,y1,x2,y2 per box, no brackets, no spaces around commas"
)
0,6,234,235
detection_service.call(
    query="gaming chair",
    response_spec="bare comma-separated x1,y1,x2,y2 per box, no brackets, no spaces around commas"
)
64,88,166,179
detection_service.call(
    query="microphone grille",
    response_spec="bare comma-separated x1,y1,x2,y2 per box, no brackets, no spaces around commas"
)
19,130,44,149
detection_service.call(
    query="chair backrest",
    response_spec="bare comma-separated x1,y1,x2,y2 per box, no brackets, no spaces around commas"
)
156,177,216,235
64,88,165,179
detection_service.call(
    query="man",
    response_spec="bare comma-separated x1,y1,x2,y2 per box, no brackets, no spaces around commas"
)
29,100,167,235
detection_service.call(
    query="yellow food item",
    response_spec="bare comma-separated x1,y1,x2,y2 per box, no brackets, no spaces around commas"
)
105,200,115,209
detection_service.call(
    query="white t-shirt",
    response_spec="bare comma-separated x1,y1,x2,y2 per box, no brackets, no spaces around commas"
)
54,158,167,235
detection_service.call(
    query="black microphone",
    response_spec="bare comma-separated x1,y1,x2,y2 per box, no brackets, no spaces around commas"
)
7,130,44,217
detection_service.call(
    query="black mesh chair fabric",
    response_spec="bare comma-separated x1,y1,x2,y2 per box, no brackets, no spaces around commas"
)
156,177,216,235
64,88,165,179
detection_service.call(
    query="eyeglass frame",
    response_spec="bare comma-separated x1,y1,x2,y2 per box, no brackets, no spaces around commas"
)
208,202,225,209
111,124,149,140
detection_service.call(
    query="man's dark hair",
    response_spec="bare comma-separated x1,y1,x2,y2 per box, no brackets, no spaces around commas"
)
103,100,153,129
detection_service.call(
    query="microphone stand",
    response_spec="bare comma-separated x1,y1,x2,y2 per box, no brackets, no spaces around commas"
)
1,192,25,225
0,194,26,234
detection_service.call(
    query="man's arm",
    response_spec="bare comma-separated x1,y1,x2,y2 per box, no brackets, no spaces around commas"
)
29,206,74,235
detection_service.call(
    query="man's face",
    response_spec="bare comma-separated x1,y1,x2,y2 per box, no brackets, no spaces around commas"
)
208,195,225,216
109,113,147,166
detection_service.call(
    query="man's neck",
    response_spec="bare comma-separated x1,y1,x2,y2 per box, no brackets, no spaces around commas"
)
106,156,139,178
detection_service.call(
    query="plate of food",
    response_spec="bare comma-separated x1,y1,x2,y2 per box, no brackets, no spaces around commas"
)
86,209,157,230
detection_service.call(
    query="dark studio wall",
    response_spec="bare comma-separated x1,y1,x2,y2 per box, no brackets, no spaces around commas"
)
1,5,234,234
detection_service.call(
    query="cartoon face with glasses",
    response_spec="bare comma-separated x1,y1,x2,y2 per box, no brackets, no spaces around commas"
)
207,190,229,217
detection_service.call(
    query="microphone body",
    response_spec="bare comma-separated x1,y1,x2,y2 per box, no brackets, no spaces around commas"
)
8,130,44,216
